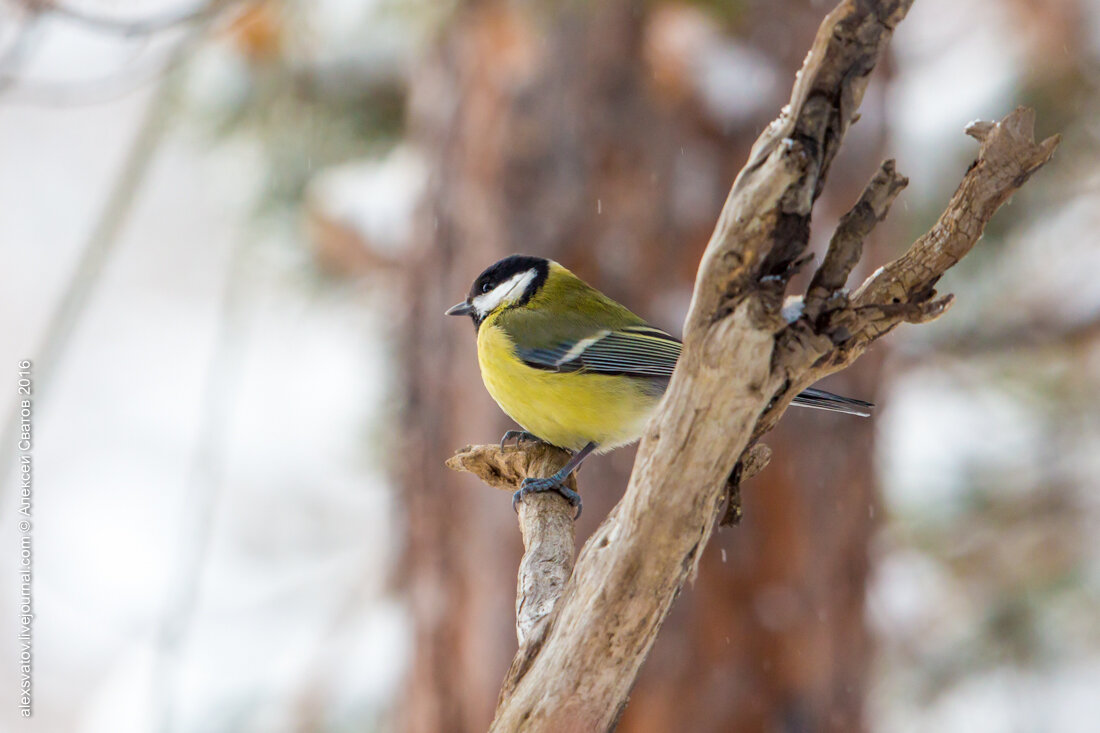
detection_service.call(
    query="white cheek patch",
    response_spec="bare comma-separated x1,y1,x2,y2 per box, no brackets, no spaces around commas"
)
472,268,537,317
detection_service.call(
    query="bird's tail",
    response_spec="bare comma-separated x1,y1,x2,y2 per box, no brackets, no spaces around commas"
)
791,387,873,417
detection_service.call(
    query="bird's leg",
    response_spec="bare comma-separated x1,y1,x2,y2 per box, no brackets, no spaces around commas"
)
512,441,597,519
499,430,544,450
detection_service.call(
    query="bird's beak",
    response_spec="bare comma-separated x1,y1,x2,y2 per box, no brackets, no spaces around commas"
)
445,301,474,317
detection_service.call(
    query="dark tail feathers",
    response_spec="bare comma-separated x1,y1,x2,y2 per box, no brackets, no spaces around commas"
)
791,387,873,417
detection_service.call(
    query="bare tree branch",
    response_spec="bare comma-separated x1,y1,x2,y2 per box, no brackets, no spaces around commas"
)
446,439,773,711
447,441,579,719
0,4,229,496
852,112,1060,310
448,443,578,650
803,159,908,323
447,0,1060,729
484,4,922,727
1,0,239,105
23,0,212,36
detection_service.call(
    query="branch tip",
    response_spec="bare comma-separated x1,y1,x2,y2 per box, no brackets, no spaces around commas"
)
446,443,576,493
965,119,996,142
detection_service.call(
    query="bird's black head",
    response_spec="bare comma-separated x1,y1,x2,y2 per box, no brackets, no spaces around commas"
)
445,255,550,326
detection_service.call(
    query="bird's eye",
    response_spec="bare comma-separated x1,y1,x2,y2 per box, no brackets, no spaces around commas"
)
480,282,492,293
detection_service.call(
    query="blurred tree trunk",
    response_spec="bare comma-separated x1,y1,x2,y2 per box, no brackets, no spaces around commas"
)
397,2,884,731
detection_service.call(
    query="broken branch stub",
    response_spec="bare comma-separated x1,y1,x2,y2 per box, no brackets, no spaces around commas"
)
447,443,577,649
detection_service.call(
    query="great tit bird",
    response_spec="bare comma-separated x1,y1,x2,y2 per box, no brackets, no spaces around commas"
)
446,254,872,515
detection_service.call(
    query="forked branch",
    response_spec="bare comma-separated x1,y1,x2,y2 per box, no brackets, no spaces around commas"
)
446,0,1059,729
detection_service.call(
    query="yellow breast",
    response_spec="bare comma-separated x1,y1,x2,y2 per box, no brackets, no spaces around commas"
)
476,322,661,452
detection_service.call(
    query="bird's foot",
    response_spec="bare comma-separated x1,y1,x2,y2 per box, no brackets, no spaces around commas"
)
500,430,543,450
512,476,582,519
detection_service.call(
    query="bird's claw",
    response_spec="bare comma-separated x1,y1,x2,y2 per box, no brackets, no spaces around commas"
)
500,430,542,450
512,476,582,519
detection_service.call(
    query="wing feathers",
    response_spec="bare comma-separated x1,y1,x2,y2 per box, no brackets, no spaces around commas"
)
620,325,681,342
514,327,875,417
517,327,682,377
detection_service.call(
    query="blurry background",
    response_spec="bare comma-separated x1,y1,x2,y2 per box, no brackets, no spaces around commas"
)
1,0,1098,731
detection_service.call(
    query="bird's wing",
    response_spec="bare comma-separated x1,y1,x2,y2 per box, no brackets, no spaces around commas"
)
515,325,682,377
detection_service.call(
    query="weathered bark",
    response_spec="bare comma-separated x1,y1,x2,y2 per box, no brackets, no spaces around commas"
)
472,0,1058,727
447,441,772,721
446,443,579,648
396,1,948,731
